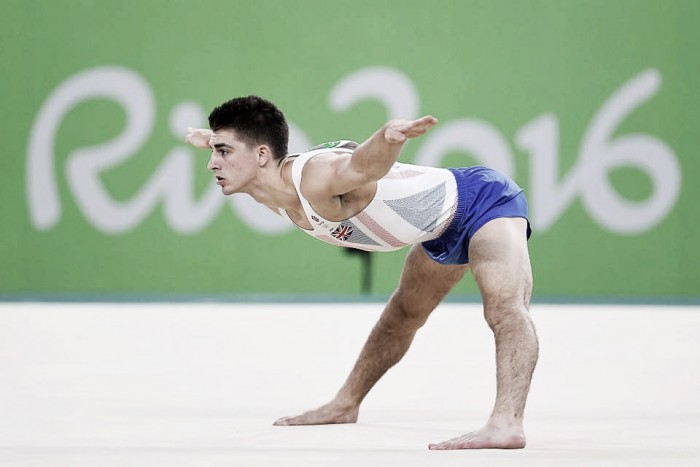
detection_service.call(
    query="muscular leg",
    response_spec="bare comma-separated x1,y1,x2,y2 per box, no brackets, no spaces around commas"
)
274,244,468,426
429,217,538,449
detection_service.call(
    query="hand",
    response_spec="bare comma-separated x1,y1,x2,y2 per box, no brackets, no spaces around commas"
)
384,115,438,143
185,127,213,150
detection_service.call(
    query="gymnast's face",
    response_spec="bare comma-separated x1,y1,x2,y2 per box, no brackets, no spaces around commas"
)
207,129,261,195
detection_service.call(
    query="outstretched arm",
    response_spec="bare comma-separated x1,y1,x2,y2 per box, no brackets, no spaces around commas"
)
326,116,438,195
186,118,438,196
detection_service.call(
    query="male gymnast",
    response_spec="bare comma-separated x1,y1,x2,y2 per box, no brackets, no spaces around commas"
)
186,95,538,450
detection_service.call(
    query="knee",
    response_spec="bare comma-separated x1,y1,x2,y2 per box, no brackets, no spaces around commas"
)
481,276,533,332
378,294,432,334
482,299,532,333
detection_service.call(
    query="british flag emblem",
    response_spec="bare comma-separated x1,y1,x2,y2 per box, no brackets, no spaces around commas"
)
331,224,353,241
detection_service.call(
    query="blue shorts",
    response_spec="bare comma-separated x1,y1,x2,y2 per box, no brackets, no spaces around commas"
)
422,166,531,265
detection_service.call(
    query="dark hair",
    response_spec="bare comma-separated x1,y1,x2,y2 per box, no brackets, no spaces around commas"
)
208,95,289,162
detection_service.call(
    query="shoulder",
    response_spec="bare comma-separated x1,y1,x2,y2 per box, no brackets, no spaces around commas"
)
295,151,353,201
302,151,346,180
306,140,359,151
288,141,358,170
297,141,363,198
297,140,358,180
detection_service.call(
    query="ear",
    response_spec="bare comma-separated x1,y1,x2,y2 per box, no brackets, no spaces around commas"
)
257,145,273,167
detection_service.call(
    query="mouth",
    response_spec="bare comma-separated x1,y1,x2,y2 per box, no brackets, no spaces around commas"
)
215,175,225,186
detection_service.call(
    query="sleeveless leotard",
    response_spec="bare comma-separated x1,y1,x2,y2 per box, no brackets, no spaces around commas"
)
278,142,458,252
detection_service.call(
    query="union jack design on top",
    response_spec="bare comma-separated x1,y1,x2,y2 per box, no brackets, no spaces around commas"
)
331,224,353,241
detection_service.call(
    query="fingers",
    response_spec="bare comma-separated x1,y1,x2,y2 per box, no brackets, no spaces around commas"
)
384,115,438,143
398,116,439,135
409,115,438,134
185,127,213,150
415,115,439,126
384,127,407,143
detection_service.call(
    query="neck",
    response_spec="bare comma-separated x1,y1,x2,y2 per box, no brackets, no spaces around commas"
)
244,157,300,211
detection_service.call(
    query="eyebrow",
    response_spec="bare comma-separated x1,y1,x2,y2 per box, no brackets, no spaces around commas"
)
212,142,234,150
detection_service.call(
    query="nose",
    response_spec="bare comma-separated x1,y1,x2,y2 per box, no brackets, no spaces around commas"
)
207,152,219,171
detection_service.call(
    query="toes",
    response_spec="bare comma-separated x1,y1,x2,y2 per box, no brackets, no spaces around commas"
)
428,432,526,450
428,441,460,450
428,435,473,450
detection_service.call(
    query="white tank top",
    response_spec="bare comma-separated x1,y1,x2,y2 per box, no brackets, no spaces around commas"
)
278,142,458,252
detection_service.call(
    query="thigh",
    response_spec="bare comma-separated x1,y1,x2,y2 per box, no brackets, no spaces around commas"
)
468,217,533,309
393,244,470,313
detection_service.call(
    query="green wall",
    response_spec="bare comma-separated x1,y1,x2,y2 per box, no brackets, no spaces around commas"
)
2,0,699,300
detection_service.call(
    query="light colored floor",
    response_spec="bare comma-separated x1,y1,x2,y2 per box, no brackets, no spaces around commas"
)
1,302,699,466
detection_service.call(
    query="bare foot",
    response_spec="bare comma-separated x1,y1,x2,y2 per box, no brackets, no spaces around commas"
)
273,402,359,426
428,425,526,450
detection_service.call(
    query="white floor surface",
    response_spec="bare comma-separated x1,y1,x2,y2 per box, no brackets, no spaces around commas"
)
1,302,699,466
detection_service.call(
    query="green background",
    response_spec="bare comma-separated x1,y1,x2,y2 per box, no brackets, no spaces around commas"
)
1,0,698,301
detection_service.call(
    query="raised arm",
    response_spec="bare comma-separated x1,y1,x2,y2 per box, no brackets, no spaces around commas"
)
325,116,438,195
